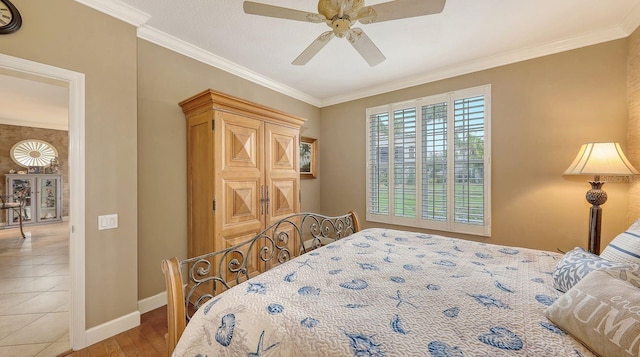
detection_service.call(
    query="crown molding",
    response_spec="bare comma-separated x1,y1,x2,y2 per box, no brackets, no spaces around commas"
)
319,25,631,107
137,26,321,107
74,0,150,27
138,19,634,108
74,0,640,108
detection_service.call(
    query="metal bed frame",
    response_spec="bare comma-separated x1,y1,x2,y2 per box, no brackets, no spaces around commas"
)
161,211,360,356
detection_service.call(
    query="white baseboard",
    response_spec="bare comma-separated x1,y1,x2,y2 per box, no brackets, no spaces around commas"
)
84,310,140,347
138,291,167,314
80,292,167,347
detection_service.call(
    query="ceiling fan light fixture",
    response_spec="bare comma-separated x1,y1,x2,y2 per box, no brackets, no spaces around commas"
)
243,0,446,66
332,18,352,37
319,0,364,19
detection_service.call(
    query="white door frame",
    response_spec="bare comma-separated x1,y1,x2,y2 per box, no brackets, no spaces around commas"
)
0,53,87,350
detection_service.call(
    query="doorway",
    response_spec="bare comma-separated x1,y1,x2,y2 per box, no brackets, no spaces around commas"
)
0,53,86,351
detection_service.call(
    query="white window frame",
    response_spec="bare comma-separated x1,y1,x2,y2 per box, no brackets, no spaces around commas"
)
365,84,491,236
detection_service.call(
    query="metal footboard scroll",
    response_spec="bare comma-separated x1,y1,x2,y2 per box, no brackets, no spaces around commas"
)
161,210,360,356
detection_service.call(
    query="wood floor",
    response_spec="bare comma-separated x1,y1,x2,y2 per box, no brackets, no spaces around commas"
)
61,306,167,357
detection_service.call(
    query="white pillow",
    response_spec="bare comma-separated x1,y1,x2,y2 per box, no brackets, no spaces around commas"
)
545,268,640,357
600,219,640,264
629,218,640,231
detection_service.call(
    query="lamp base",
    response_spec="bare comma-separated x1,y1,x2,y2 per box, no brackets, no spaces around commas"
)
586,181,607,206
588,205,602,255
586,180,606,255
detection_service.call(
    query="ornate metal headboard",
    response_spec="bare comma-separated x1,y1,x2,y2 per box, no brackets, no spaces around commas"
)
161,211,361,356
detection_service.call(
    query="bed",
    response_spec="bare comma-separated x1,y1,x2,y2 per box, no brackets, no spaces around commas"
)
162,211,640,356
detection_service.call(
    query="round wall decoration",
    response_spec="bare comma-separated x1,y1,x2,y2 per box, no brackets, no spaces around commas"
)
0,0,22,35
10,139,58,167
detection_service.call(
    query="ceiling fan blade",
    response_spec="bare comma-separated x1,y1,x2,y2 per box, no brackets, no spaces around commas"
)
243,1,326,23
356,0,446,24
292,31,335,65
346,28,386,67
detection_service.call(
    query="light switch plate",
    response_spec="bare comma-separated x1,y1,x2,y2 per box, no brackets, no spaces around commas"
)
98,214,118,230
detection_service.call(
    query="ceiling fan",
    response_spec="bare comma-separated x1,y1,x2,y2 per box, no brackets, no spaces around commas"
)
243,0,446,66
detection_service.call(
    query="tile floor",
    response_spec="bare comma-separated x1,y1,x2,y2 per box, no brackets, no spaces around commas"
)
0,221,70,357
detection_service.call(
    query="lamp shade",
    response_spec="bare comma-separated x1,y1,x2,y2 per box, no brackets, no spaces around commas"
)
564,142,639,176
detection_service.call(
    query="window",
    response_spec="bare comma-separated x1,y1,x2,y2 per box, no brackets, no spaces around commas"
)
366,85,491,236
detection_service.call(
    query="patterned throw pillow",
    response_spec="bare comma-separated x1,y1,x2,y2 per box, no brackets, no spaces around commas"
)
600,220,640,264
552,247,627,292
545,269,640,357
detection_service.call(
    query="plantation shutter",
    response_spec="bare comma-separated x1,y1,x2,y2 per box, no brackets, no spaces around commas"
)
453,95,485,225
393,108,417,218
368,112,390,215
421,102,448,221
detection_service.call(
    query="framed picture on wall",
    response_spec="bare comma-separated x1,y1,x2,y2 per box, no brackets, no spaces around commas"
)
300,137,317,179
27,166,42,174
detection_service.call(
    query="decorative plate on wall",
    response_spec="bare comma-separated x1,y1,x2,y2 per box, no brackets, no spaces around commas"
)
10,139,58,167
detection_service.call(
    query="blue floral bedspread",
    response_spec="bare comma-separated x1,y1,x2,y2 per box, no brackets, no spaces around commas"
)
173,228,593,356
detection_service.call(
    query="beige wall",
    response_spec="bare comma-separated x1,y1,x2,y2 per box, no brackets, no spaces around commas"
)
320,39,631,252
0,0,138,328
628,26,640,220
136,40,321,299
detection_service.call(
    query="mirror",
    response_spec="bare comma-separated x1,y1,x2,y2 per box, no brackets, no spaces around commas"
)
10,139,58,167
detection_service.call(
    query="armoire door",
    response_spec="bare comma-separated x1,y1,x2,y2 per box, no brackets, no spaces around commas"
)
216,110,265,280
264,123,300,268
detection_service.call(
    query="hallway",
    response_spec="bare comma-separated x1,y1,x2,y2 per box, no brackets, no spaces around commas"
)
0,222,70,356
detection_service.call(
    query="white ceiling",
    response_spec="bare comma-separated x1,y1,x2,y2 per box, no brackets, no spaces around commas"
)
83,0,640,107
0,74,69,130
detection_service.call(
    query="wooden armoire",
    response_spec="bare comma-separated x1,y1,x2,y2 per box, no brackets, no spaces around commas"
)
179,89,305,274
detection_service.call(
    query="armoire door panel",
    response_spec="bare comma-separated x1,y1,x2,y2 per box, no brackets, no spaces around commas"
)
270,133,296,171
220,112,261,170
222,179,261,228
265,124,298,176
270,179,296,218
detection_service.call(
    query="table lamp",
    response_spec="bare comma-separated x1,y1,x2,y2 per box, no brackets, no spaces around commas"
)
564,142,638,254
